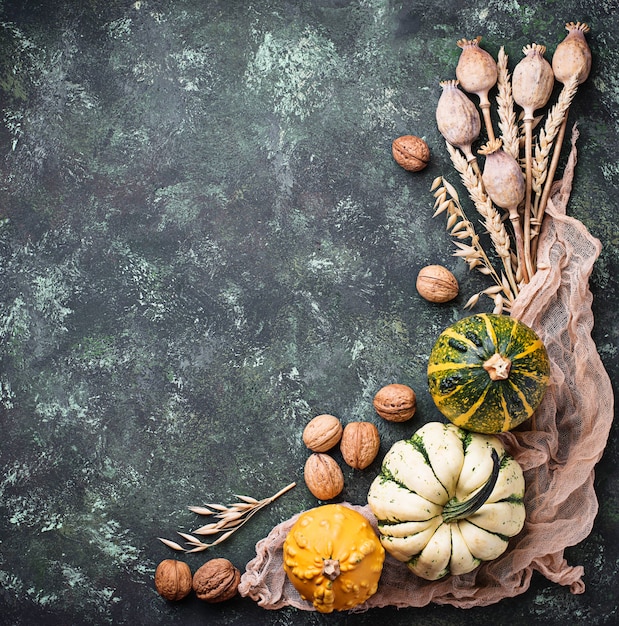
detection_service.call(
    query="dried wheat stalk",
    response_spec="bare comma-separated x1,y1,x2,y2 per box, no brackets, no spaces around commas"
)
159,482,296,553
530,74,579,230
530,79,578,199
496,47,519,161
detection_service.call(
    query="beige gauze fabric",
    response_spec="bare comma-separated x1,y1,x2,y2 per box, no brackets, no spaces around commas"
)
238,130,615,610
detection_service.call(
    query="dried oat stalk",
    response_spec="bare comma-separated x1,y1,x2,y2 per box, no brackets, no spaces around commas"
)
159,482,296,553
431,175,515,313
445,143,519,294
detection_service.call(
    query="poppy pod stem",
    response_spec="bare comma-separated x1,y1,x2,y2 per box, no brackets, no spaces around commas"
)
512,43,555,280
521,117,534,279
480,102,495,144
538,116,567,217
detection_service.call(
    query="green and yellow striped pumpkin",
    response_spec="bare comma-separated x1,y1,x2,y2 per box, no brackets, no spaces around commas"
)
427,313,550,433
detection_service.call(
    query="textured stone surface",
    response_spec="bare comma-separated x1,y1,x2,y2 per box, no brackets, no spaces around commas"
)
0,1,617,624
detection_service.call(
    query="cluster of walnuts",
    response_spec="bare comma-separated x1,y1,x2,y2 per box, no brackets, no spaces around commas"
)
154,557,240,604
154,384,417,601
302,383,417,500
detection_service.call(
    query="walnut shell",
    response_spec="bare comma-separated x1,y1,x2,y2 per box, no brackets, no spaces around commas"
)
193,558,240,603
416,265,459,303
302,414,343,452
154,559,193,602
373,383,417,422
304,453,344,500
340,422,380,470
392,135,430,172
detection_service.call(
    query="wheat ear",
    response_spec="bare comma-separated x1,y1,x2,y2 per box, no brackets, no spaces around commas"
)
496,47,519,160
534,75,579,221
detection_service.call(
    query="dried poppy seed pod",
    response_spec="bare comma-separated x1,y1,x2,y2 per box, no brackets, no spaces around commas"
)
479,138,526,273
513,43,554,283
552,22,591,85
436,79,481,164
456,36,498,140
512,44,555,121
479,139,525,213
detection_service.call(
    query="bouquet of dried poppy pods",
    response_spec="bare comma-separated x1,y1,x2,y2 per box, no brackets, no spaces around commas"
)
433,22,591,311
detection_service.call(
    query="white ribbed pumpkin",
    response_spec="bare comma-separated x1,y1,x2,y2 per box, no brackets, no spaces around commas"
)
367,422,525,580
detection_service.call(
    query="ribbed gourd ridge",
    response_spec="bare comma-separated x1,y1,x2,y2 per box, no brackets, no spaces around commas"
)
367,422,527,580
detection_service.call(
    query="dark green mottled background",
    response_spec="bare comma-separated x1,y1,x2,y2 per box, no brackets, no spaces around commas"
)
0,1,617,624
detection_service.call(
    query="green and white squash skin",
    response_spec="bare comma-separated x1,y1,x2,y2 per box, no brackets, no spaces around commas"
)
367,422,525,581
427,313,550,433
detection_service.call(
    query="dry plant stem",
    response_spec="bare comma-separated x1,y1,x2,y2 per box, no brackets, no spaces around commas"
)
510,211,528,284
470,157,482,179
538,114,568,223
432,186,485,267
481,105,496,143
522,118,535,280
159,482,296,553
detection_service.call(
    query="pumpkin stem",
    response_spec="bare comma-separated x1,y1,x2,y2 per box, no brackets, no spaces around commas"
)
483,352,511,380
322,559,341,581
442,449,500,523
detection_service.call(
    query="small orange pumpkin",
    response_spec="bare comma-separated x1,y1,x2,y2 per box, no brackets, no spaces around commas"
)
283,504,384,613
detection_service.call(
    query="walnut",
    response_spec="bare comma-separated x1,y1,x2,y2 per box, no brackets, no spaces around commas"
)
304,453,344,500
154,559,193,601
416,265,459,303
392,135,430,172
373,384,417,422
302,414,343,452
193,558,240,603
340,422,380,469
